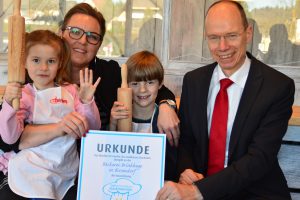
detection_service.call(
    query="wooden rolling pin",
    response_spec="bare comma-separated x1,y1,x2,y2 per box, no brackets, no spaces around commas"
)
8,0,25,110
117,64,132,132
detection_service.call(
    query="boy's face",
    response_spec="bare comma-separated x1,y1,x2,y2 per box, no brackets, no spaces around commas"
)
129,79,162,109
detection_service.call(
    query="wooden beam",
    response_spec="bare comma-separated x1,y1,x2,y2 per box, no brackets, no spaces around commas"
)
0,85,5,104
289,106,300,126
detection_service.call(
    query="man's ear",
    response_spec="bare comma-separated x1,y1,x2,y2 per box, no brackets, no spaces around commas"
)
246,25,253,44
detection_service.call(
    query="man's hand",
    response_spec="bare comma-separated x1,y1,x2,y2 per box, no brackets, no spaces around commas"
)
78,68,100,104
158,103,180,146
179,169,204,185
156,181,203,200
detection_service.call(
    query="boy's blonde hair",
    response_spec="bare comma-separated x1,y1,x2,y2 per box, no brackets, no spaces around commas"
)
25,30,72,85
126,51,164,84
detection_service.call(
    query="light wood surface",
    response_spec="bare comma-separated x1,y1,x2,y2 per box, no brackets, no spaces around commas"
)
175,97,300,126
8,0,25,109
289,106,300,126
1,89,299,127
0,85,5,104
117,64,132,132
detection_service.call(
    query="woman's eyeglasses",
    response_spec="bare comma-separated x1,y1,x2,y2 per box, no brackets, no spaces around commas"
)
63,26,102,45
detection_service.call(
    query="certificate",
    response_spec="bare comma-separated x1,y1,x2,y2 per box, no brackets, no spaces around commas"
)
77,130,166,200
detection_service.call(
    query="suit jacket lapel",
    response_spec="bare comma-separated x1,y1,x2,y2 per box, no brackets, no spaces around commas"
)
199,64,215,126
228,55,264,159
192,64,216,164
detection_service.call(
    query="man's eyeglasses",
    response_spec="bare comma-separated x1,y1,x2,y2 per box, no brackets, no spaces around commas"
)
206,31,244,45
63,26,102,45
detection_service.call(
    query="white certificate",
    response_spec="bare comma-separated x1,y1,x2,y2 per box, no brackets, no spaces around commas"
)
77,130,166,200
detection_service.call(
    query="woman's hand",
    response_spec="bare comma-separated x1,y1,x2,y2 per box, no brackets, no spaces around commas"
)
78,68,101,104
4,82,22,106
109,101,129,131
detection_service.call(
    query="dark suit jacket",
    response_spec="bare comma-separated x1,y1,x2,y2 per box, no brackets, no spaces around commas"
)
177,53,295,200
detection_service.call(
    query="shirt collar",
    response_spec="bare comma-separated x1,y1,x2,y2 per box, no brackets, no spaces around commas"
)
214,55,251,88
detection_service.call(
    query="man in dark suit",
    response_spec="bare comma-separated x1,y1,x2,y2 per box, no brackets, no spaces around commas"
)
156,1,294,199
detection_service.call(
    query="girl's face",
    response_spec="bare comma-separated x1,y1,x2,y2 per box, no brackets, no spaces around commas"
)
129,79,162,109
26,44,60,90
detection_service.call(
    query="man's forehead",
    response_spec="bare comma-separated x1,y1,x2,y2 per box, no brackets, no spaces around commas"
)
205,3,243,28
206,2,239,18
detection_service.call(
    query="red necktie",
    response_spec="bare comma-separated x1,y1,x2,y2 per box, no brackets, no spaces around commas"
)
207,78,233,176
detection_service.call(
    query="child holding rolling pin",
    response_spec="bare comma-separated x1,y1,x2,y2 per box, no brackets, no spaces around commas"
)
0,30,100,200
109,50,177,181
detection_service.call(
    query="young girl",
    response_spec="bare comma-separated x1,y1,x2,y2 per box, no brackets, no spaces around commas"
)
0,30,101,200
109,50,177,181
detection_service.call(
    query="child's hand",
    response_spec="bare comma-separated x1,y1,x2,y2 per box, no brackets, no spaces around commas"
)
4,82,22,106
179,169,204,185
79,68,101,104
109,101,129,131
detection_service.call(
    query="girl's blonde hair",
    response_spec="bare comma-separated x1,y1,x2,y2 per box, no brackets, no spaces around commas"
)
126,51,164,84
25,30,72,85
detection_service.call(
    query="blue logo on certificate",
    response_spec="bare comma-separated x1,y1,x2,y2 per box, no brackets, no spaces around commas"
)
103,178,141,199
77,130,166,200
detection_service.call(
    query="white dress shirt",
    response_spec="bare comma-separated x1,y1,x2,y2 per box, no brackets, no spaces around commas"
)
207,56,251,167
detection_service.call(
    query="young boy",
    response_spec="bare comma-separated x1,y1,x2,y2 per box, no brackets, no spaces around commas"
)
110,51,177,181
